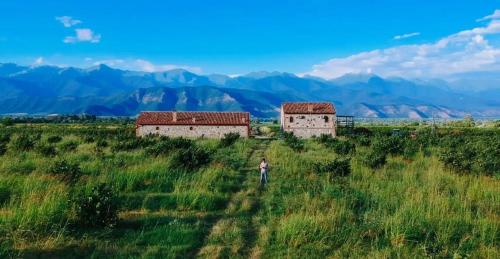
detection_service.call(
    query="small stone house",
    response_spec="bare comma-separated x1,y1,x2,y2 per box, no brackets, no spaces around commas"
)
280,102,336,138
136,111,250,138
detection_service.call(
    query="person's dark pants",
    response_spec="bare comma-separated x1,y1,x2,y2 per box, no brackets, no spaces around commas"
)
260,171,268,185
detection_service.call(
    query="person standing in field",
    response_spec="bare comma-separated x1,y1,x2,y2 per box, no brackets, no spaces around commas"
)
259,158,269,185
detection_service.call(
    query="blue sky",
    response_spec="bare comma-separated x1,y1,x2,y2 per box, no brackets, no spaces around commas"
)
0,1,499,77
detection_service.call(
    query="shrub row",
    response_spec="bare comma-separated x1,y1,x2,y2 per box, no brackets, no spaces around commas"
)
317,134,356,155
439,135,499,175
314,158,351,181
282,131,304,151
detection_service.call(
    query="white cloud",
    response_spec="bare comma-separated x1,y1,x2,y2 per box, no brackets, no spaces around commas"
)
394,32,420,40
92,59,125,67
477,9,500,22
306,10,500,79
55,16,82,27
64,28,101,43
91,58,202,73
134,59,202,73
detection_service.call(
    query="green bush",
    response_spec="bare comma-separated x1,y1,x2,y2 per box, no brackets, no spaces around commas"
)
74,183,118,228
213,148,245,170
332,140,356,155
49,159,82,183
47,135,62,144
315,158,351,180
0,186,10,206
219,132,240,147
0,144,6,156
438,136,483,174
372,135,405,156
59,140,79,152
36,143,57,157
83,135,95,143
317,134,334,144
0,132,10,144
11,133,39,151
282,131,304,151
476,142,499,175
170,146,211,171
1,117,14,126
353,127,373,136
317,134,355,155
402,141,419,160
112,140,135,152
96,139,108,148
362,149,387,169
353,135,371,146
146,137,193,157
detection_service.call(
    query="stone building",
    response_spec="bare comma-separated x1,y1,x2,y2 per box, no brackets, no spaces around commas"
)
136,111,250,138
280,102,336,138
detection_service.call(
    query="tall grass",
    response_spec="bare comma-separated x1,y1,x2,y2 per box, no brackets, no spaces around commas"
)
0,124,498,257
258,138,499,258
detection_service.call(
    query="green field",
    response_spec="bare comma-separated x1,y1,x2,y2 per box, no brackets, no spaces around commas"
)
0,123,498,258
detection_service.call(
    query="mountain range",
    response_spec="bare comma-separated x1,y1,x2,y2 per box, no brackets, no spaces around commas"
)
0,63,499,118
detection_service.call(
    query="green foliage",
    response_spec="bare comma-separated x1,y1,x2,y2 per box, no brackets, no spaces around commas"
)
111,137,155,152
0,132,10,144
353,127,373,136
353,135,371,146
83,135,95,143
372,135,405,156
0,186,10,206
73,183,118,228
315,158,351,180
317,134,333,144
439,135,499,175
170,146,211,171
35,143,57,157
444,115,475,127
47,135,62,144
145,137,193,156
332,140,356,155
402,142,419,160
282,131,304,151
362,149,387,169
317,134,356,155
59,140,79,152
49,159,82,183
219,132,240,147
1,117,14,127
0,144,6,156
10,133,39,151
96,139,108,148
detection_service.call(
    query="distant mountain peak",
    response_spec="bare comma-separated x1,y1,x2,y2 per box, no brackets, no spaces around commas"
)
86,64,115,72
243,71,297,79
330,73,381,85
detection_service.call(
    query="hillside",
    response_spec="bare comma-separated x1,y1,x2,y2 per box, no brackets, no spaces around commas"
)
0,63,499,118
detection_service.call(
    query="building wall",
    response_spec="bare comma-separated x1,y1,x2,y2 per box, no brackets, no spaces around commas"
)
137,125,249,138
281,113,336,138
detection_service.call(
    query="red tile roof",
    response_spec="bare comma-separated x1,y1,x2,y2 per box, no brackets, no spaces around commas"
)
136,111,250,126
282,102,335,114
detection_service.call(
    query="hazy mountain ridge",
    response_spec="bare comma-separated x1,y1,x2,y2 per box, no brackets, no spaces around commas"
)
0,63,498,118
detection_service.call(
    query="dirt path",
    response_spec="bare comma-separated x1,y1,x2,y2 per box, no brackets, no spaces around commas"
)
196,140,269,259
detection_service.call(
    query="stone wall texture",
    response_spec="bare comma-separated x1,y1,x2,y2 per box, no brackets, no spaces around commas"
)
281,113,336,138
137,125,249,138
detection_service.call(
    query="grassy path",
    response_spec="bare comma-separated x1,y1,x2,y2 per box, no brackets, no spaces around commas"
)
197,140,269,258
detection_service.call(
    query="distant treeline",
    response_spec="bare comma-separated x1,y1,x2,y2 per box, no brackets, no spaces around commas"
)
0,115,135,125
